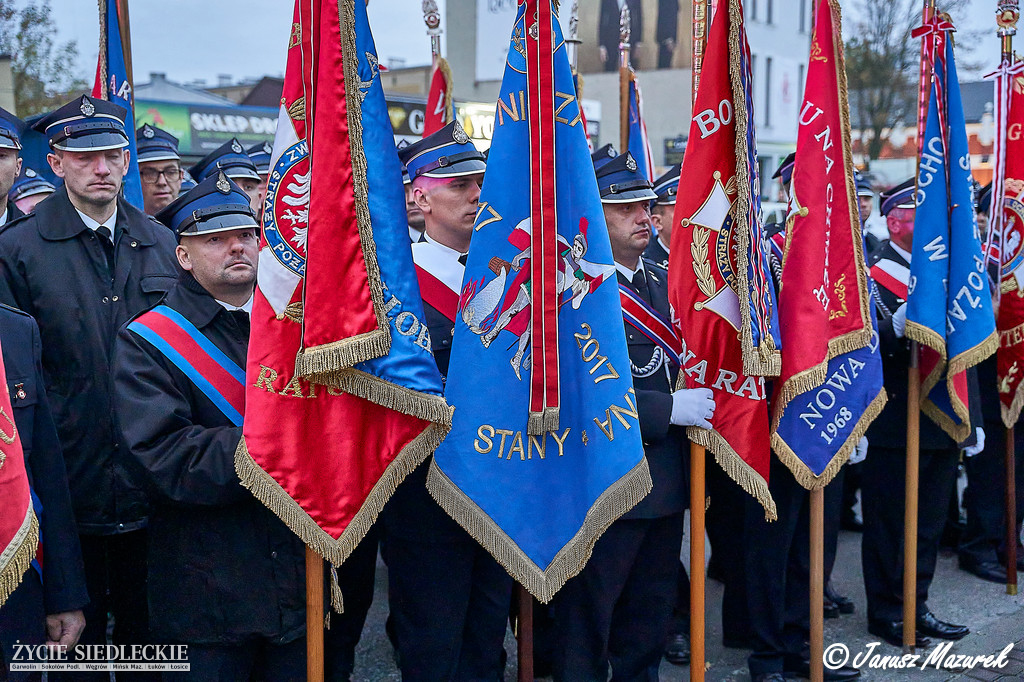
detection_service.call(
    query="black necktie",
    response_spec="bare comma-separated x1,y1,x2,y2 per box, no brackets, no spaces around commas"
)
632,268,651,303
458,253,468,266
96,225,115,277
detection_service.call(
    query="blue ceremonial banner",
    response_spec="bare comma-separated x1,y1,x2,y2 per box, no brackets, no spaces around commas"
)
94,0,143,209
906,34,997,442
627,75,654,183
428,0,651,602
773,278,886,483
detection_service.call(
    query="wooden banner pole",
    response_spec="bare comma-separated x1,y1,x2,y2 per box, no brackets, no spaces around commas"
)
306,547,324,682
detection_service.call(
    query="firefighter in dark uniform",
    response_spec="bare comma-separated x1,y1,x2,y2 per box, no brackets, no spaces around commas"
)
136,123,184,217
855,171,883,262
862,179,972,647
643,163,678,270
112,172,307,679
389,122,513,681
551,152,715,681
0,95,179,679
958,182,1024,582
0,304,89,682
0,107,25,226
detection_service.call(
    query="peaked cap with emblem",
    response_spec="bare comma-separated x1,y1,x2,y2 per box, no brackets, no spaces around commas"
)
652,164,681,207
188,137,261,183
854,170,873,198
591,143,617,171
246,140,274,176
879,178,916,216
596,152,658,204
155,171,258,241
135,124,180,163
771,151,795,186
33,95,129,151
9,167,55,203
398,121,486,181
179,169,197,192
0,107,23,150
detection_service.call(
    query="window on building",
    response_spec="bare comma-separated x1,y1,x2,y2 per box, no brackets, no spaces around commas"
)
767,0,773,24
748,0,757,22
798,63,805,108
765,57,773,128
799,0,807,32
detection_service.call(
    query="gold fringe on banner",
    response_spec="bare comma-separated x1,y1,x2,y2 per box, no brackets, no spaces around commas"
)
437,56,455,126
727,0,781,379
773,388,887,490
236,418,449,568
330,565,344,614
0,507,38,606
527,408,560,436
425,457,653,604
689,424,778,521
296,0,395,380
1002,381,1024,430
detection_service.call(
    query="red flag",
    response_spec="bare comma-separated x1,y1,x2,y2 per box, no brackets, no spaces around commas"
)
423,56,455,137
236,0,450,568
993,61,1024,427
770,0,874,483
669,0,776,519
0,336,38,606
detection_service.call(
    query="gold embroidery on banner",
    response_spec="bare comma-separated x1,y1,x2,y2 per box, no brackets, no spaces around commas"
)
0,408,16,445
691,227,716,301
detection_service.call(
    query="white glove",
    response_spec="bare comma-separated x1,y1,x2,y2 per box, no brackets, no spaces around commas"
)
849,436,868,464
891,303,907,338
671,388,716,429
964,427,986,457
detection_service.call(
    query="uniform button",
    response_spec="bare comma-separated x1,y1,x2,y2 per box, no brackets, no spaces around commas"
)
271,551,278,559
102,296,109,303
442,339,449,347
118,523,124,529
112,295,119,302
131,241,138,248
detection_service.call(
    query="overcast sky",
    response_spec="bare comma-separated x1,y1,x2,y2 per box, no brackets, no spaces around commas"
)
44,0,1002,87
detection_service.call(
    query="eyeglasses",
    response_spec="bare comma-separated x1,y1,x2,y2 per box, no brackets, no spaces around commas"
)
140,167,183,184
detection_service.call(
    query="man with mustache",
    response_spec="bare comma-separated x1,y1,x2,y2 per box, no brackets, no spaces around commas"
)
112,172,307,678
0,95,178,679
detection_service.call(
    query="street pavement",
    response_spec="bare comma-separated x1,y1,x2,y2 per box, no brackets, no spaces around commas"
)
351,526,1024,681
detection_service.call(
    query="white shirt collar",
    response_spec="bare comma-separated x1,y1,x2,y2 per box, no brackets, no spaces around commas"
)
216,295,254,314
75,205,118,238
423,232,468,259
615,258,645,283
657,235,670,253
0,208,7,226
890,241,911,264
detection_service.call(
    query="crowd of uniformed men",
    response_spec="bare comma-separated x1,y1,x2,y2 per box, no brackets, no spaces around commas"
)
0,93,1020,682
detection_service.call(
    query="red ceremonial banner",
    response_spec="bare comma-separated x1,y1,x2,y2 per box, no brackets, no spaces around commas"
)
997,67,1024,427
669,0,776,520
0,336,38,606
770,0,872,462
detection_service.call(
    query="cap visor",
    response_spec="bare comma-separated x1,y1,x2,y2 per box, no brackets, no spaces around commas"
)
420,159,487,179
601,188,659,204
137,151,181,163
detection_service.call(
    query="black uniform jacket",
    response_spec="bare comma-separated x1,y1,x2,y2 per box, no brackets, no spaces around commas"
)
866,242,958,450
2,201,24,225
113,275,305,644
0,187,179,534
0,304,88,636
643,236,670,270
621,259,688,519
